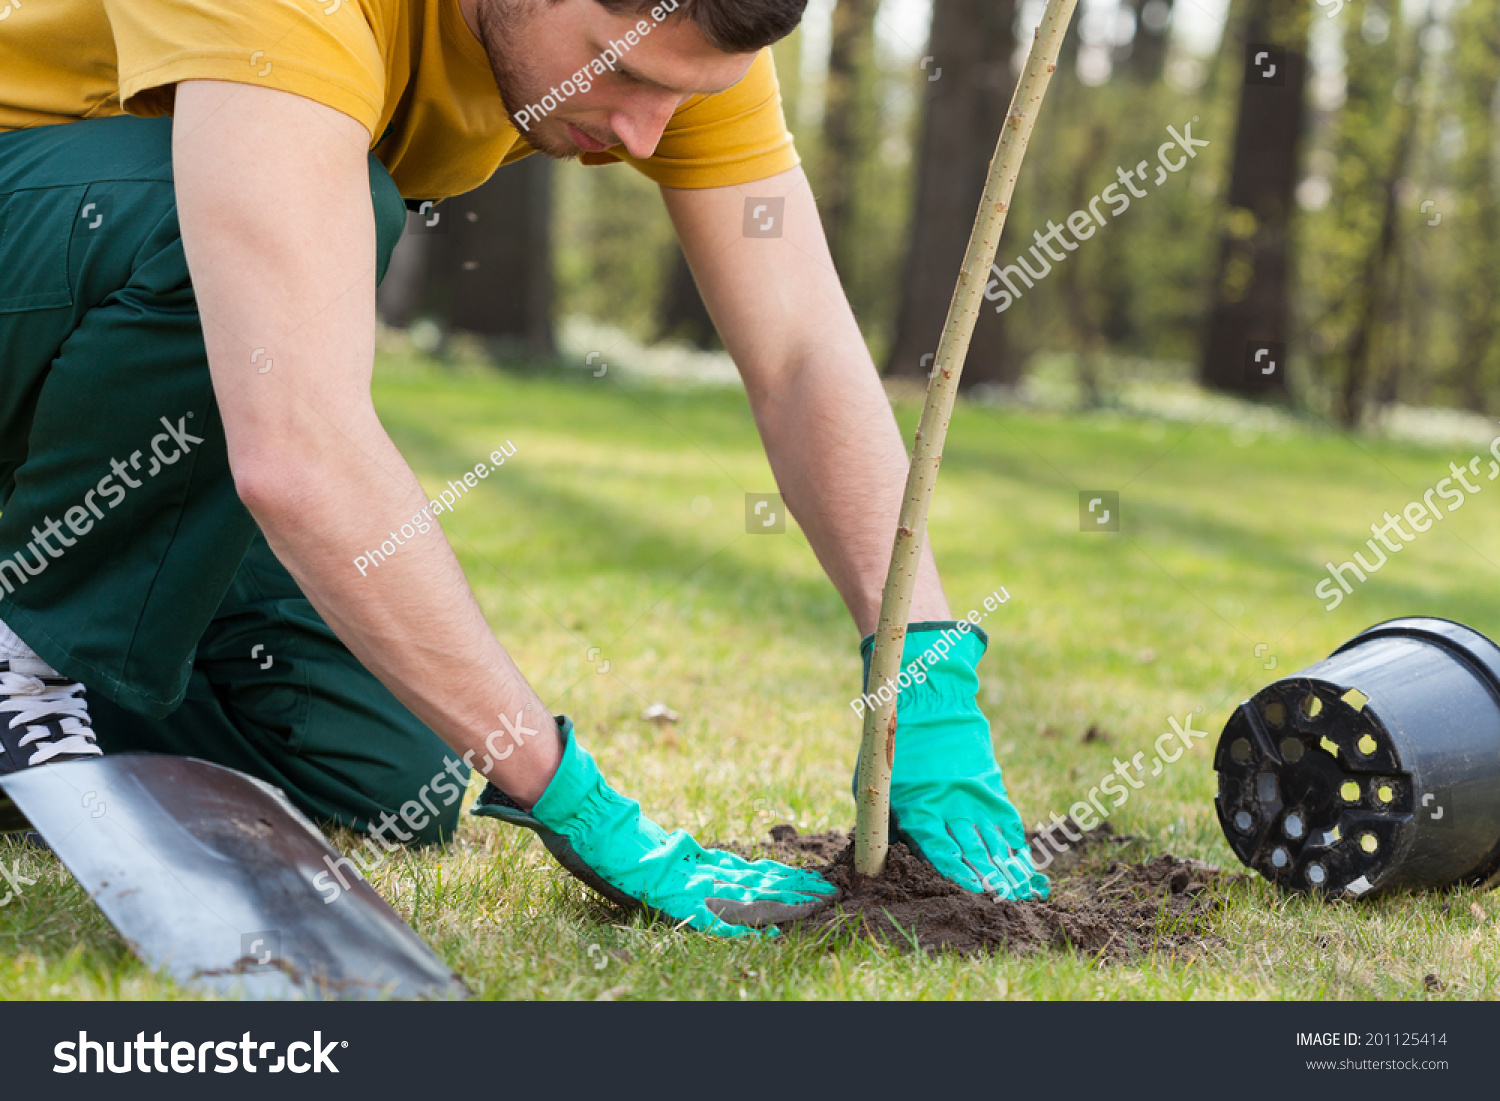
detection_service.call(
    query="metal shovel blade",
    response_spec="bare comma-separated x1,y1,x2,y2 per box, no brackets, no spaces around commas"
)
0,754,468,1000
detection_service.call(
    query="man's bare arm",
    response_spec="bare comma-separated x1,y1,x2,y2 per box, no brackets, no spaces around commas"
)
173,80,560,803
662,166,950,637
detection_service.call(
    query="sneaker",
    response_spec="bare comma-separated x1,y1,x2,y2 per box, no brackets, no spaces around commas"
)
0,656,102,773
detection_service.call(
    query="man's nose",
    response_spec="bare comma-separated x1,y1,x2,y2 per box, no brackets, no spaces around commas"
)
609,94,681,160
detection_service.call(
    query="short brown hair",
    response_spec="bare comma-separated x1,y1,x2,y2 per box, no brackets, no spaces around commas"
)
595,0,806,52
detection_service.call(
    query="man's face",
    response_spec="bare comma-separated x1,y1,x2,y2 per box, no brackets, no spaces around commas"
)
467,0,758,161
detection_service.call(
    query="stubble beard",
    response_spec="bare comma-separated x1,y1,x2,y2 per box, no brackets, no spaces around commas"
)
476,0,587,160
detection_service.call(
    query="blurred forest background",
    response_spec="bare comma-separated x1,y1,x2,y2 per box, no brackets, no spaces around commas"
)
376,0,1499,430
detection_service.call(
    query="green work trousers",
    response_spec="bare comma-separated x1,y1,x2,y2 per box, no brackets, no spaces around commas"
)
0,114,463,843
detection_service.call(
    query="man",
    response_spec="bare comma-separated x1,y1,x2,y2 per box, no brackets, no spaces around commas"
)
0,0,1046,939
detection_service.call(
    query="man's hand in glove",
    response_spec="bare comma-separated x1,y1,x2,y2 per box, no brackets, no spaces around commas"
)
473,717,835,936
857,621,1048,900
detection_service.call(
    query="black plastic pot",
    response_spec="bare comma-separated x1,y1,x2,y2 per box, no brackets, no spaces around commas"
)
1214,617,1500,897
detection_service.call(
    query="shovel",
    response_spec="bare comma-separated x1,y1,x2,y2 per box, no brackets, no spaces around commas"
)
0,753,467,1000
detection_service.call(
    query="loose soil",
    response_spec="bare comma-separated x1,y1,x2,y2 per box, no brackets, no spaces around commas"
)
719,820,1240,959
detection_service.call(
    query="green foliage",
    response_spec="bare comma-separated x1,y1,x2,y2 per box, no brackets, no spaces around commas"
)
553,157,678,342
1004,70,1230,372
1435,0,1500,411
807,13,921,362
1296,0,1415,420
547,0,1500,415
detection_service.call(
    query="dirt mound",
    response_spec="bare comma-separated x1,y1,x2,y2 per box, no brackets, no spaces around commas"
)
721,822,1237,959
766,824,851,864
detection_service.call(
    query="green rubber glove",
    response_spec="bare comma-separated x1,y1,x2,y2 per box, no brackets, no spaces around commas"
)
471,717,835,936
858,622,1049,900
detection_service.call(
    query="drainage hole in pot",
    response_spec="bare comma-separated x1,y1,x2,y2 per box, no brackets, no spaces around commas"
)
1340,781,1361,803
1280,736,1304,762
1356,733,1378,757
1302,694,1324,720
1230,738,1252,764
1376,783,1395,804
1271,847,1290,868
1233,809,1254,831
1263,700,1287,728
1306,862,1327,886
1340,687,1369,712
1284,812,1305,839
1359,832,1378,854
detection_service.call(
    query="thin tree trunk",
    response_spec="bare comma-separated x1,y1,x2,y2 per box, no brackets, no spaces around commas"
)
1338,29,1423,427
856,0,1079,876
1060,122,1111,406
1457,277,1497,414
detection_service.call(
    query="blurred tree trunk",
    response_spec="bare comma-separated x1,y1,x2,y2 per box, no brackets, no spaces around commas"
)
771,26,803,126
1121,0,1174,83
377,156,555,358
1197,0,1308,397
1453,204,1498,413
820,0,879,276
1060,122,1112,406
886,0,1018,383
1451,0,1500,414
375,230,432,329
650,28,803,351
447,157,555,355
1338,40,1421,427
657,244,717,348
1373,250,1413,413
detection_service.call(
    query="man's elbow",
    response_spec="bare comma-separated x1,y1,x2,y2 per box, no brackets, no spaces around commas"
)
221,402,380,523
227,449,314,527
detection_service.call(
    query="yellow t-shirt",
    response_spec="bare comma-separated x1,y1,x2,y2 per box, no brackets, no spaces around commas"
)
0,0,798,200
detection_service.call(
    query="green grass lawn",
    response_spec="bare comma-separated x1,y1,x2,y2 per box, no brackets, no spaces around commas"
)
6,350,1500,1000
